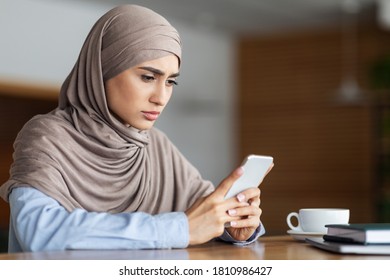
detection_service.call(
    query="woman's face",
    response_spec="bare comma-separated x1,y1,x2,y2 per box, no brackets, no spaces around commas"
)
105,54,179,130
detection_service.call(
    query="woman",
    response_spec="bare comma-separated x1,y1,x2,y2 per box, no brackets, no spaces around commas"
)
0,5,270,252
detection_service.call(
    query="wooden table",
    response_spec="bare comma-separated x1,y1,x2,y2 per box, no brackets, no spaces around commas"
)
0,235,389,260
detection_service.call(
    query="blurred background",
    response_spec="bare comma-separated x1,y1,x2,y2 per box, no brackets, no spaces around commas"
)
1,0,390,251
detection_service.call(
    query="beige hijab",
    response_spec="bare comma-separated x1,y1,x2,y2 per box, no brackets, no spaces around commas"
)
0,5,214,213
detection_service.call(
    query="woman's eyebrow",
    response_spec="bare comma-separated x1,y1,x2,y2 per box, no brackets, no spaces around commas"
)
139,66,180,78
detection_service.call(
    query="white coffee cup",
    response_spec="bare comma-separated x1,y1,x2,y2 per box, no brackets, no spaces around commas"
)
286,208,350,233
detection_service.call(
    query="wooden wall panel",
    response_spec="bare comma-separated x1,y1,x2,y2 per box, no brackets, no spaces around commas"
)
238,25,390,235
0,86,57,230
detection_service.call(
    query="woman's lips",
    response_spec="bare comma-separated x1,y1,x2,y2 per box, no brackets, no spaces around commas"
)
142,111,160,121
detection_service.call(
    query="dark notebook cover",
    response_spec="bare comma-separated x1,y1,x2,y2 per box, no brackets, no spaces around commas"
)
306,237,390,255
325,223,390,244
326,223,390,231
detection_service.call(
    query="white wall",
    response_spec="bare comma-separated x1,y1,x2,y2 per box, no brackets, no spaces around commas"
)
0,0,236,185
157,21,237,184
0,0,111,84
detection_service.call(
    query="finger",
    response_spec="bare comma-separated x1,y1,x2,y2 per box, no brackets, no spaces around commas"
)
265,163,274,176
223,198,251,211
228,208,263,228
248,196,260,207
228,205,261,218
214,167,244,197
230,215,261,229
224,193,259,213
236,187,260,202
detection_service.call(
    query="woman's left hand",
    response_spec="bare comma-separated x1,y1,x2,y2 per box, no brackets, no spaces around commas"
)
225,187,262,241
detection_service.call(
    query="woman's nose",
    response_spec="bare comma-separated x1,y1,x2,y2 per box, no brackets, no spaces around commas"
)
150,85,171,106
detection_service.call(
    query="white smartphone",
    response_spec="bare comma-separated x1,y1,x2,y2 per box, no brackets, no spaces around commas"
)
224,154,273,200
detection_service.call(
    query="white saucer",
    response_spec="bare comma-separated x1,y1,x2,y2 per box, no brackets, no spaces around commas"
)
287,230,324,241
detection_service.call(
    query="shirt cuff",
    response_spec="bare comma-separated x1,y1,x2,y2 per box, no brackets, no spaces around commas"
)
155,212,189,248
218,223,265,246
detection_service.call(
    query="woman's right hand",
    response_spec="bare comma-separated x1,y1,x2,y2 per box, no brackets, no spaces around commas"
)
185,167,252,245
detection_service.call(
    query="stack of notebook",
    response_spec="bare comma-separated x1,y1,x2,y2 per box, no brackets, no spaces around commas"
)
305,223,390,255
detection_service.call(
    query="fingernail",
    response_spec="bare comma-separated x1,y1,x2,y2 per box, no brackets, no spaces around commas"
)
237,193,245,202
228,209,237,216
236,167,244,176
230,221,237,227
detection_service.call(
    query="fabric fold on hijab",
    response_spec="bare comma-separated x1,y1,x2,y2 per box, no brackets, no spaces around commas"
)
0,5,214,214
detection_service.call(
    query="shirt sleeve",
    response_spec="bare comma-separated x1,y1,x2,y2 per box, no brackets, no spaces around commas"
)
8,186,189,252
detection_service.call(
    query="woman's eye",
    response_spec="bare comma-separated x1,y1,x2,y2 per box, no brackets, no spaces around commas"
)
141,75,155,82
166,79,178,86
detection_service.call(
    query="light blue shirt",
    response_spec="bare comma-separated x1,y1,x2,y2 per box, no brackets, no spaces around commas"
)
8,187,265,252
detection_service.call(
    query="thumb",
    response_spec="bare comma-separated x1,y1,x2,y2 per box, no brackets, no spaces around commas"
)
214,167,244,197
